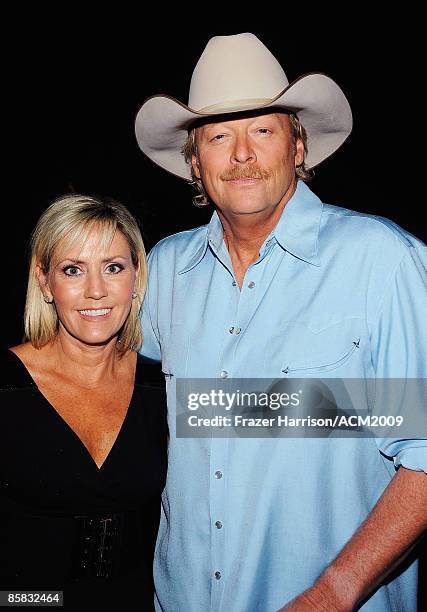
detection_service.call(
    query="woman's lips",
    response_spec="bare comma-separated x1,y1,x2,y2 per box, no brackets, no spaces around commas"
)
77,308,112,320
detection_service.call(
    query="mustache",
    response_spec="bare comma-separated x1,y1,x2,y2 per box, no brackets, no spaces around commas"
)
220,165,271,181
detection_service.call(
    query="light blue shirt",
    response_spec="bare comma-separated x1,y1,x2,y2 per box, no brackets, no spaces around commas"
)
140,181,427,612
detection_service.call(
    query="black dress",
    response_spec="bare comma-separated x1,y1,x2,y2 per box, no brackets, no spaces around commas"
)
0,349,167,610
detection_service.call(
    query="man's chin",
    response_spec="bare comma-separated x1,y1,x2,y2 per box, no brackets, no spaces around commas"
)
218,202,276,216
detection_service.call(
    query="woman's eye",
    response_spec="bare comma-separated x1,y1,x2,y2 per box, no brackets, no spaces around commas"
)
63,266,82,276
106,263,123,274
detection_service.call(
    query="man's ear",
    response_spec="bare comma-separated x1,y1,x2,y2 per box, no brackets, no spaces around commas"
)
294,138,305,168
191,154,201,179
36,263,53,303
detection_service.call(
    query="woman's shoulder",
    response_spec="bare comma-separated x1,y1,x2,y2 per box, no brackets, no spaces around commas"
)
0,344,36,391
134,354,165,390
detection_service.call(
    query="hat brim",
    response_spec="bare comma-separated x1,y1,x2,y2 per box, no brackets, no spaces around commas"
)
135,73,352,181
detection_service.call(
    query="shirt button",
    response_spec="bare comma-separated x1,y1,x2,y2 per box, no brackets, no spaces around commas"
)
214,470,223,479
214,571,222,580
229,326,234,334
215,520,223,529
235,327,241,334
248,281,255,288
220,370,228,378
232,281,237,286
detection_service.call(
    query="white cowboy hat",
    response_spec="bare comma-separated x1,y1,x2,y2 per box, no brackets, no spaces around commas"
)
135,33,352,180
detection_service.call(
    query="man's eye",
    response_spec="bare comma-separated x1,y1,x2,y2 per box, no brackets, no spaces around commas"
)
257,128,271,135
211,134,225,141
63,266,82,276
106,263,124,274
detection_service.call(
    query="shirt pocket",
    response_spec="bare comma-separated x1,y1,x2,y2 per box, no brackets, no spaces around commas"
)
266,320,365,377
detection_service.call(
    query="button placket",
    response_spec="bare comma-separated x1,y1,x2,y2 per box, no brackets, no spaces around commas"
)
210,438,227,602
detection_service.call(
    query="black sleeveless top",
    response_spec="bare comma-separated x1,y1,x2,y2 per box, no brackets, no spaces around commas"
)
0,349,167,610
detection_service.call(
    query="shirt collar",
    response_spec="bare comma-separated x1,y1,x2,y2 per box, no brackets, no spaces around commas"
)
179,180,323,274
271,180,322,266
178,212,223,274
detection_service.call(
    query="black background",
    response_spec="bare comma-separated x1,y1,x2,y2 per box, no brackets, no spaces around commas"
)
3,22,425,347
3,19,426,606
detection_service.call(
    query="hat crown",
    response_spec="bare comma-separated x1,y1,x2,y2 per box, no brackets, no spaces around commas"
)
188,33,289,113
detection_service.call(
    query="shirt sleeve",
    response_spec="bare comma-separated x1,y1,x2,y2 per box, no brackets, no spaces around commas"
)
139,246,161,362
370,244,427,473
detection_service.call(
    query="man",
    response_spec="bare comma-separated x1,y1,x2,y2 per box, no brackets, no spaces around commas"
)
135,33,427,611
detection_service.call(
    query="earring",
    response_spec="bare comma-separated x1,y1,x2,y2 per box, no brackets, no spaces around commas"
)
43,295,53,304
132,291,137,299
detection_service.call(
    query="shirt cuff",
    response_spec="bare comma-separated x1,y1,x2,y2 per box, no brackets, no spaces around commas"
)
393,445,427,473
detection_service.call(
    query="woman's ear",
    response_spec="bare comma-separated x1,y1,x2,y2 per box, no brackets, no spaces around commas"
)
36,263,53,303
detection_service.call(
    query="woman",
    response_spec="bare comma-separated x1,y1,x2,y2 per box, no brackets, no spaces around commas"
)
0,195,167,609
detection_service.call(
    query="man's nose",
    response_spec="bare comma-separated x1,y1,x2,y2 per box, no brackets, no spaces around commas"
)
84,271,108,300
231,134,257,164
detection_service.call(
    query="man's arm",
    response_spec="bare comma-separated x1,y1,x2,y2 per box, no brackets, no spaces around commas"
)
278,466,426,611
280,244,427,611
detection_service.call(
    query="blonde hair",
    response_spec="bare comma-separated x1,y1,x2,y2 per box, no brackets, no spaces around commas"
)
25,194,147,352
182,111,312,207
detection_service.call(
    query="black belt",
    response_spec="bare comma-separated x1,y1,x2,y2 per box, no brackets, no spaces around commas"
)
71,511,147,582
0,500,158,587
